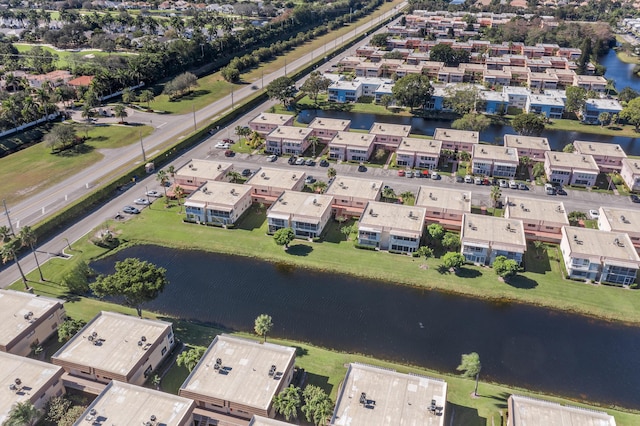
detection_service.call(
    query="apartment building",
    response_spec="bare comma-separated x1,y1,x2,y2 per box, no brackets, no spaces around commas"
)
325,176,383,218
184,181,252,226
507,395,616,426
544,151,599,187
174,159,233,193
504,196,568,239
395,137,442,169
525,94,564,119
267,191,333,239
581,99,623,124
248,113,295,135
245,167,306,205
573,141,627,172
433,128,479,153
358,201,427,254
328,131,376,162
308,117,351,142
461,214,526,266
265,126,313,156
471,145,518,178
598,207,640,251
415,186,471,229
503,135,550,161
369,122,411,148
620,158,640,192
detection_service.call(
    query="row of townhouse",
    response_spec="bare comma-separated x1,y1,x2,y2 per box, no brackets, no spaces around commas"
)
0,299,617,425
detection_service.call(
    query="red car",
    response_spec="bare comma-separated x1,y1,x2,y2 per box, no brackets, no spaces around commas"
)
397,170,406,177
224,149,233,157
223,138,235,144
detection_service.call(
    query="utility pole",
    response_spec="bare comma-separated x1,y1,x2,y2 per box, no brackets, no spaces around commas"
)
284,59,287,77
231,87,234,110
139,130,146,163
192,104,197,131
2,199,15,236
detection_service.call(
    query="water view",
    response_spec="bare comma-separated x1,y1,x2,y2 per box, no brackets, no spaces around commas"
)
91,245,640,410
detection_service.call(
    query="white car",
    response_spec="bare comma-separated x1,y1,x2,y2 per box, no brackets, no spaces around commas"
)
145,190,161,198
509,180,518,189
588,209,600,219
215,142,230,149
267,154,277,162
134,198,150,205
499,179,508,188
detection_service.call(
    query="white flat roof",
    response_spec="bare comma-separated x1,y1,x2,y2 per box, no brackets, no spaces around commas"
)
600,207,640,234
508,395,616,426
309,117,351,132
250,112,295,126
562,227,640,263
545,152,599,172
75,381,194,426
503,135,550,151
461,214,526,248
331,363,447,426
52,312,172,377
622,158,640,175
249,416,291,426
359,201,427,235
185,181,251,210
397,137,442,155
584,98,623,111
369,122,411,138
330,131,376,148
326,176,383,200
180,335,296,410
176,159,232,182
473,145,518,163
433,128,479,145
267,125,313,141
505,196,568,225
331,80,362,90
0,290,63,349
573,141,626,158
246,167,305,191
415,186,471,213
0,352,64,424
268,191,333,221
528,94,564,107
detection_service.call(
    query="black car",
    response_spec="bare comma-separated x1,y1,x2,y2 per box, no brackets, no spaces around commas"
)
556,188,567,196
455,176,464,183
319,159,329,167
631,194,640,203
357,164,367,172
288,156,297,165
241,169,252,177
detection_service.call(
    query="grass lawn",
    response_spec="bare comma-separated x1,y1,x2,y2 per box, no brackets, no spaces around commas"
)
0,123,153,203
14,44,134,69
295,94,412,116
546,119,640,138
7,210,640,423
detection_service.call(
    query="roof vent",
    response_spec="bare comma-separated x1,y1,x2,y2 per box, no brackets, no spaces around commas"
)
231,188,236,195
292,174,297,180
189,163,193,169
140,336,146,342
313,198,318,205
268,364,277,377
261,172,266,177
217,164,222,170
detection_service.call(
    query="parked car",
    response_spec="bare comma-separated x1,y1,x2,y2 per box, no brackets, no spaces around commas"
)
145,190,161,198
545,183,556,195
631,194,640,203
134,198,150,205
455,176,464,183
406,170,414,178
430,172,440,180
499,179,508,188
288,156,297,165
357,164,367,172
305,159,315,166
241,169,252,177
474,177,483,185
319,159,329,167
464,175,473,183
215,142,230,149
588,209,600,219
518,183,528,190
295,157,306,165
509,180,518,189
122,205,140,214
224,149,234,157
305,176,316,184
398,170,406,177
267,154,277,162
223,138,234,144
556,187,567,196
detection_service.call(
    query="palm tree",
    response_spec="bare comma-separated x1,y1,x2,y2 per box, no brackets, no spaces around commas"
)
81,103,93,125
139,89,154,109
254,313,273,342
113,104,128,123
174,185,185,212
227,170,242,183
311,181,327,193
533,240,545,258
156,170,169,197
308,136,320,157
457,352,482,397
490,185,501,208
4,401,40,426
382,187,396,201
0,225,11,242
327,167,337,179
167,165,176,180
19,225,44,282
400,190,414,204
273,385,301,421
1,239,28,289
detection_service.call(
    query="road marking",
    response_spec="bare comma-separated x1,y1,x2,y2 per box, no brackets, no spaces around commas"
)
157,122,168,128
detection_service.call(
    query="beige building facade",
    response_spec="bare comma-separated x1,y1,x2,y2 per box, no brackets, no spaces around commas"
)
246,167,306,205
184,181,253,226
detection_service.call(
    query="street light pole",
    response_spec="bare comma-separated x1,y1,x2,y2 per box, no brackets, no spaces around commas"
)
192,104,197,131
139,130,146,163
2,199,15,236
63,237,72,251
146,185,151,209
284,59,287,77
231,87,234,110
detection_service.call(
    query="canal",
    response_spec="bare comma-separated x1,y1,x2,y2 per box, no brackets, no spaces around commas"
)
91,245,640,410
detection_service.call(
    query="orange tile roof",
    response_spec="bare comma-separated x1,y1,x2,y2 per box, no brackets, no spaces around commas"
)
67,75,94,87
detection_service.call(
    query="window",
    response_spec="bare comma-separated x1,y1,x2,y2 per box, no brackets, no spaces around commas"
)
161,346,167,356
144,365,153,378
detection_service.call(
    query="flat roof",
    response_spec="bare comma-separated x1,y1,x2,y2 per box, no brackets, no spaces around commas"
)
397,137,442,155
562,227,640,263
527,94,564,107
326,176,383,200
359,201,427,235
461,214,526,248
600,207,640,234
0,352,64,424
622,157,640,175
508,395,616,426
268,191,333,221
309,117,351,132
176,159,232,182
0,290,63,348
505,196,568,225
369,122,411,138
503,135,550,151
331,80,363,90
415,186,471,213
331,363,447,426
330,131,376,148
250,112,294,126
502,86,532,95
573,141,626,158
185,181,251,210
574,75,607,84
473,145,518,163
52,312,172,377
267,125,313,141
433,128,479,145
249,416,291,426
544,151,599,172
246,167,306,191
75,381,194,426
584,98,623,111
180,335,296,410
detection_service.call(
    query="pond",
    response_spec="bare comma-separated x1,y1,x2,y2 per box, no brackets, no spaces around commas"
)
602,48,640,93
91,245,640,410
297,110,640,156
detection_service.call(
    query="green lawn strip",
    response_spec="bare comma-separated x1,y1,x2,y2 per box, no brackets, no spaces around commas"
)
546,119,640,138
14,44,133,69
0,124,153,203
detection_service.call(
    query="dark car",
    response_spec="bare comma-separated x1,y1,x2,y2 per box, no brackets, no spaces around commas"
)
122,205,140,214
223,138,234,144
556,188,567,196
455,175,464,183
319,159,329,167
305,159,316,166
358,164,367,172
224,149,234,157
241,169,252,177
288,156,297,165
631,194,640,203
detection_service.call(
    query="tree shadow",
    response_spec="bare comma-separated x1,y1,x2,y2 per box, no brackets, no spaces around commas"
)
286,244,313,256
235,210,266,231
456,267,482,278
294,346,309,357
56,144,95,157
524,243,552,274
169,89,211,102
305,371,332,395
446,403,485,426
89,136,108,142
436,264,450,274
505,275,538,289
